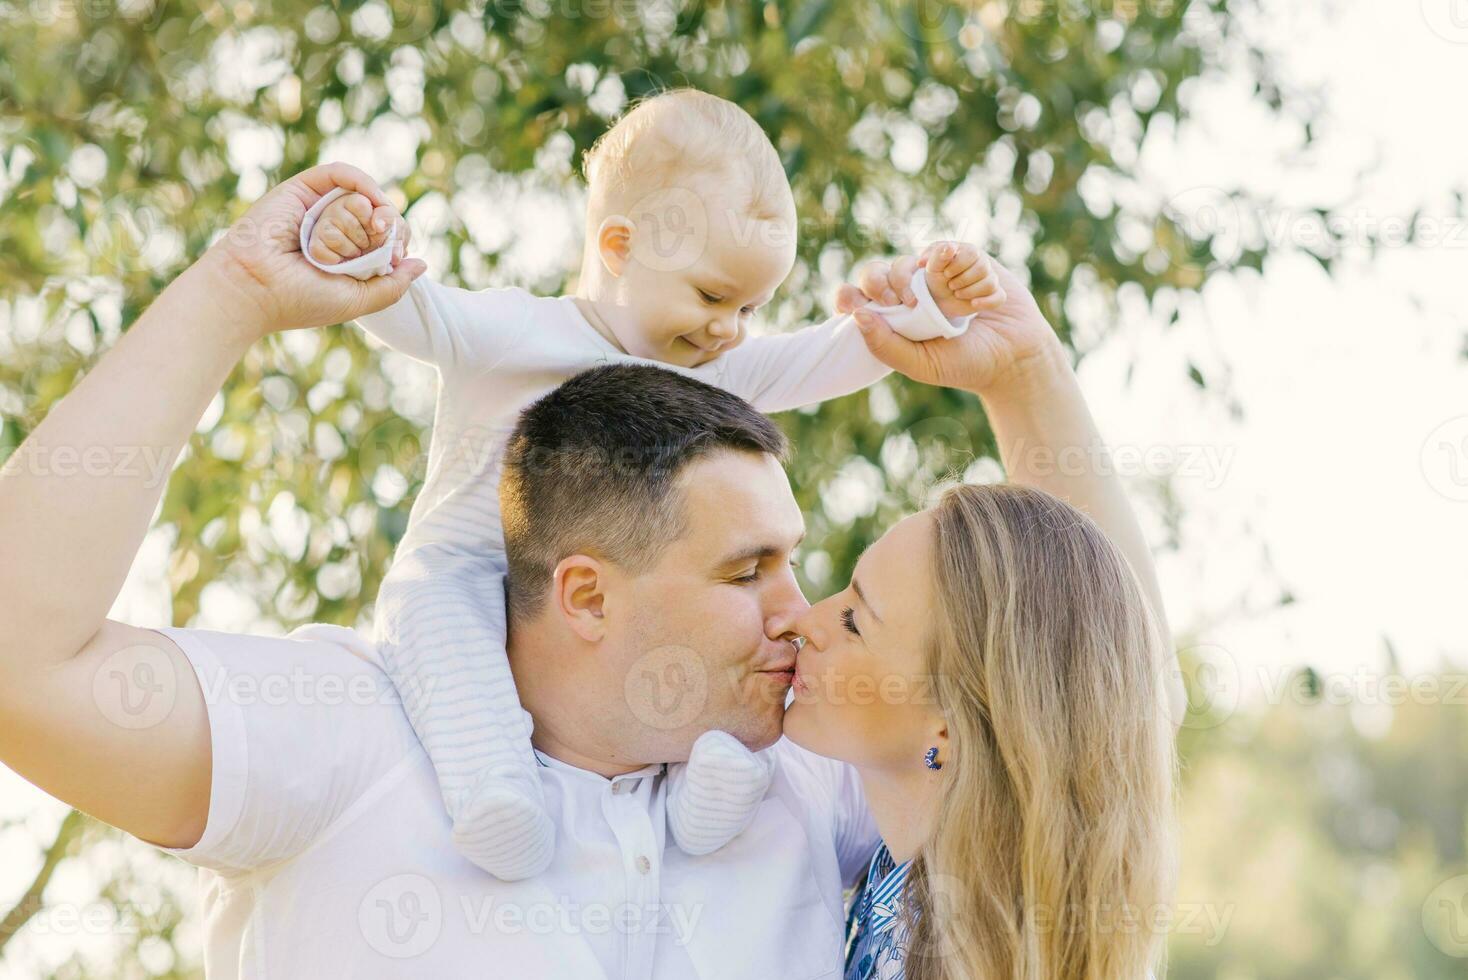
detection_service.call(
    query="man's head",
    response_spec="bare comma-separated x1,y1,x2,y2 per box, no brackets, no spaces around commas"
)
577,88,799,368
500,365,809,772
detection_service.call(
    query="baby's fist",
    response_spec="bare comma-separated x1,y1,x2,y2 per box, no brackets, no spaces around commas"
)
921,242,1004,317
307,191,408,265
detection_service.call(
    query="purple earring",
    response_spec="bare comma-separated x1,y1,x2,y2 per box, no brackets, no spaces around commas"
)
923,747,942,770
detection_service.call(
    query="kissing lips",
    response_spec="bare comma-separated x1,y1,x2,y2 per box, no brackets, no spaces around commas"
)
756,663,796,686
755,650,797,690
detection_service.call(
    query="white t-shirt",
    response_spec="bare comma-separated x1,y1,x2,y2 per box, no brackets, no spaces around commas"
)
158,624,880,979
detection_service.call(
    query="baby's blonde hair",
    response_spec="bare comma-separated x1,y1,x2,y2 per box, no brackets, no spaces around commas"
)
582,88,794,225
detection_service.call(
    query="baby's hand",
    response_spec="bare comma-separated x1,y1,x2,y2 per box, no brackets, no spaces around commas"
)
306,191,410,266
833,242,1004,320
920,241,1005,316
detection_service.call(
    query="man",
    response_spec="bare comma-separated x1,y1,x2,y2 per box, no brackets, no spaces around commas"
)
0,165,1172,977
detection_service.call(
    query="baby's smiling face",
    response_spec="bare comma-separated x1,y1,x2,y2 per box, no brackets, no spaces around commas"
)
590,181,798,368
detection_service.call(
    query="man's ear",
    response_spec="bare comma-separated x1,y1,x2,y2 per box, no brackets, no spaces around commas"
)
553,554,609,641
596,215,635,276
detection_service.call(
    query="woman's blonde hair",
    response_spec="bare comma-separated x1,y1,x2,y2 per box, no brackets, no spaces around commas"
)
906,483,1178,980
581,87,793,223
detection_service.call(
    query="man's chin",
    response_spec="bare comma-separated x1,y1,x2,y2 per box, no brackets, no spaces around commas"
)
736,707,787,753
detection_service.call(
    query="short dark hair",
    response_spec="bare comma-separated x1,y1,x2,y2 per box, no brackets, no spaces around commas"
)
500,364,789,623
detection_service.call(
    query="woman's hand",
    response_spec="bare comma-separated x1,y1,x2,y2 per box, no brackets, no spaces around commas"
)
191,163,425,342
850,255,1066,398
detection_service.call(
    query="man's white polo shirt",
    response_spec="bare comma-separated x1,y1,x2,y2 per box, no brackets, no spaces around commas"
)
156,624,879,979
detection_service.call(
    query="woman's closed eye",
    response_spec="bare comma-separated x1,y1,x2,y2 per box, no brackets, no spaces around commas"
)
840,606,860,636
697,288,722,305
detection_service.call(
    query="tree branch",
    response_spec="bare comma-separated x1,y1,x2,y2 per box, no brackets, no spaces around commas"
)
0,808,87,957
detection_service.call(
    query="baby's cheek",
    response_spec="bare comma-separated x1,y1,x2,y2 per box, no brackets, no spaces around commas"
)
630,310,683,350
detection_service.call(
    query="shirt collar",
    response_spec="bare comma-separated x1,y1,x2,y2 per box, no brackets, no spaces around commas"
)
531,747,665,784
861,842,915,937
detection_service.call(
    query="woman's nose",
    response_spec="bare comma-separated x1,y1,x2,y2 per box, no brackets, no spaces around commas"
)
786,604,829,653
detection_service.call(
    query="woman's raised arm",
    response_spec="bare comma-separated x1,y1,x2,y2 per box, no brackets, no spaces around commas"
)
852,261,1182,717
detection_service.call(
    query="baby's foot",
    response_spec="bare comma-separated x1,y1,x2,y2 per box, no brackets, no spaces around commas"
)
451,766,556,880
667,730,775,856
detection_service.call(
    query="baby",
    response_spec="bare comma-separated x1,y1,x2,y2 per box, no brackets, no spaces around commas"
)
301,89,1003,880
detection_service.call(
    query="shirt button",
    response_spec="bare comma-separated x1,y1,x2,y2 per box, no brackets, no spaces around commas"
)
636,855,652,874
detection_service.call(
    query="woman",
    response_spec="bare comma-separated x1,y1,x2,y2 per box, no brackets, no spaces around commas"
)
792,260,1181,979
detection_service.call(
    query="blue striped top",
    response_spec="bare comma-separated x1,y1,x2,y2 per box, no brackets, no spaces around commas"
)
844,842,915,980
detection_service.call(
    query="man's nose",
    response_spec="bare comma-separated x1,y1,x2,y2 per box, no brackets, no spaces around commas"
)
784,601,831,652
765,574,811,644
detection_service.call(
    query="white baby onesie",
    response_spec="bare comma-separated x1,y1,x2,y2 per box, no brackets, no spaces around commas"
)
301,188,972,879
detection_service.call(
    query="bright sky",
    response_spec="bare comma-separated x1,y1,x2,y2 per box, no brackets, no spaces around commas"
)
2,0,1466,971
1100,0,1468,712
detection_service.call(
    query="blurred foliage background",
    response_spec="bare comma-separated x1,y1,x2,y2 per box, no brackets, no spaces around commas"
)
2,0,1466,977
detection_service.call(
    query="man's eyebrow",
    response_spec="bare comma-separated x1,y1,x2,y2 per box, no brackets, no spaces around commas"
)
715,530,806,568
852,577,884,626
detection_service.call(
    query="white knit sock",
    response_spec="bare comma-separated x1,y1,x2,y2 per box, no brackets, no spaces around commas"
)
666,731,776,856
375,546,554,880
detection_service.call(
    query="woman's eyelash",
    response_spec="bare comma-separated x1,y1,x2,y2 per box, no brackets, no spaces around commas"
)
697,289,722,304
840,606,860,636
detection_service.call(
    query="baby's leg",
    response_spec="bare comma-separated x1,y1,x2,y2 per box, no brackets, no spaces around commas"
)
375,544,554,879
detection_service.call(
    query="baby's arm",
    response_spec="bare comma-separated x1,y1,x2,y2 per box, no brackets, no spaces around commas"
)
303,189,523,371
718,243,1002,414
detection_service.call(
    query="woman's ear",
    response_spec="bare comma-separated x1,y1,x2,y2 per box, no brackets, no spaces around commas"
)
928,722,950,770
596,215,635,276
553,555,608,641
